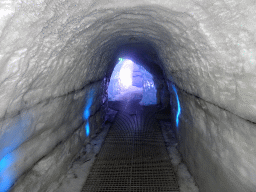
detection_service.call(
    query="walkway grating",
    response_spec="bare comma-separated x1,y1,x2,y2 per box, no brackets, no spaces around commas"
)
81,101,179,192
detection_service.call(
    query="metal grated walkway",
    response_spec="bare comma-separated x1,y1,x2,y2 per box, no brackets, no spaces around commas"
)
81,100,179,192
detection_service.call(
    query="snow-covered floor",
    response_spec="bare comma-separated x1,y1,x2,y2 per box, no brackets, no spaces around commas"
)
54,122,111,192
160,121,199,192
53,108,199,192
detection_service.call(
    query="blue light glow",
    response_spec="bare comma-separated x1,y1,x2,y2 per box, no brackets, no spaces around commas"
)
0,153,15,192
83,108,90,120
172,84,181,127
85,122,90,137
0,113,31,192
83,95,93,120
83,89,94,136
0,154,12,173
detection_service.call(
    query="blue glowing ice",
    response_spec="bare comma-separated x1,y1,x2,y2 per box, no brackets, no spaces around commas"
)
0,153,15,192
83,93,93,120
84,109,90,120
85,122,90,137
83,89,94,136
0,113,31,192
172,84,181,127
0,154,12,173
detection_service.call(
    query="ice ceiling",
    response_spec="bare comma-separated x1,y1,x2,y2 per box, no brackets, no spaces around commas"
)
1,0,255,123
0,0,256,191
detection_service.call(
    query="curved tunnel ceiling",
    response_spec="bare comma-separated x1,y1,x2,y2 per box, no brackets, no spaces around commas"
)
109,42,165,79
1,1,255,124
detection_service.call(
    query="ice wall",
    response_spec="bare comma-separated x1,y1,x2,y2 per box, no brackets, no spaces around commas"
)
108,60,123,101
138,65,157,105
0,0,255,191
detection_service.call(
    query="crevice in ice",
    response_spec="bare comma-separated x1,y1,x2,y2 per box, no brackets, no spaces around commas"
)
1,78,103,121
171,81,256,124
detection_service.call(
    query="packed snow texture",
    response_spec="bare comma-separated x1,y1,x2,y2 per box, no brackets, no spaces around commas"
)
0,0,256,191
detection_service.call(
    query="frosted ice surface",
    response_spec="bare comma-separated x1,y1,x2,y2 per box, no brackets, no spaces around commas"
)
139,66,157,105
0,0,255,121
0,0,255,191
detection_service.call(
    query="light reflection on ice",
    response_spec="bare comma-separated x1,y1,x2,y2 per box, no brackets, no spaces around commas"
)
0,153,15,192
0,112,31,192
172,84,181,127
83,89,94,136
85,122,90,137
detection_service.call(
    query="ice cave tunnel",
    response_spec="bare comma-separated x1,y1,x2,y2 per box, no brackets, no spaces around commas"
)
0,0,256,192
